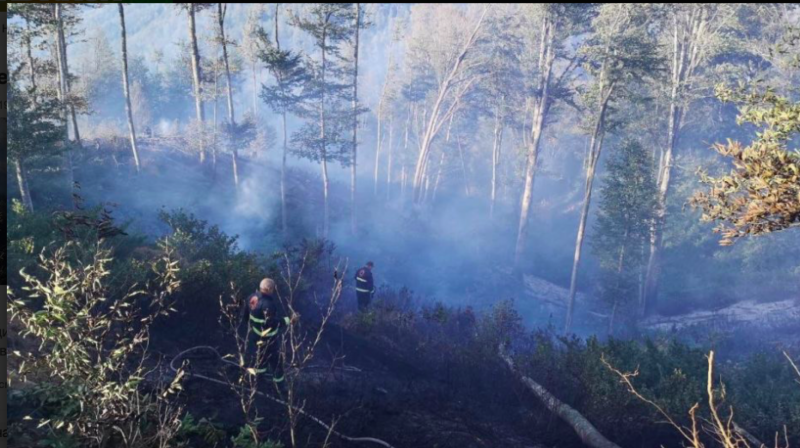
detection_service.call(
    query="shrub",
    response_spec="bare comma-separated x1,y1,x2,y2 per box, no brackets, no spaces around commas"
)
8,240,184,448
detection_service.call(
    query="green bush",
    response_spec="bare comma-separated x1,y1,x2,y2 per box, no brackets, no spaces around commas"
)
8,240,184,448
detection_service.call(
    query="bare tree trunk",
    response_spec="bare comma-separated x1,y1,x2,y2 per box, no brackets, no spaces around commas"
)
274,5,289,235
53,4,75,189
457,136,470,197
25,21,37,97
400,104,412,203
514,16,555,268
188,3,206,163
56,9,81,148
212,51,219,180
565,75,615,334
432,151,446,201
642,14,687,316
400,164,407,202
351,3,361,235
119,4,141,173
218,3,239,188
608,235,628,337
252,60,258,118
320,25,330,238
490,104,504,218
374,96,384,197
386,113,394,200
15,160,34,212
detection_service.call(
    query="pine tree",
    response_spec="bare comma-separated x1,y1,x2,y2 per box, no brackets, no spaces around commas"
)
7,83,66,212
591,139,656,335
254,4,309,234
290,3,357,238
564,3,663,333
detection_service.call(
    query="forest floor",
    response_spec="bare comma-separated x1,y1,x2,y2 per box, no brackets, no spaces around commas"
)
151,321,563,448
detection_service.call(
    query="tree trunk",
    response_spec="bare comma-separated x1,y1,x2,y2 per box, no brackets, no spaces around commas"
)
432,151,446,202
212,51,219,180
386,113,394,200
514,16,555,268
119,4,142,173
55,8,81,147
350,3,361,235
642,14,688,316
53,4,75,189
25,21,37,97
320,23,330,238
252,60,258,118
218,3,239,188
273,6,290,235
15,160,34,212
374,96,384,197
188,3,206,163
457,136,470,197
565,73,615,333
500,348,622,448
608,230,628,337
490,105,504,218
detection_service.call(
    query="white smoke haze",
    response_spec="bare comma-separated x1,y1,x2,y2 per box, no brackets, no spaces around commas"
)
36,3,799,339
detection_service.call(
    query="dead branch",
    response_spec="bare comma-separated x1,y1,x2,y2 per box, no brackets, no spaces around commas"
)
169,346,395,448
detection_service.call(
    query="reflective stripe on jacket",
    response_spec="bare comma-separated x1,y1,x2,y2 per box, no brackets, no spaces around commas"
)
355,267,374,293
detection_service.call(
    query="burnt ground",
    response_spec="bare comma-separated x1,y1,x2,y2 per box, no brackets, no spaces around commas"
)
150,320,571,448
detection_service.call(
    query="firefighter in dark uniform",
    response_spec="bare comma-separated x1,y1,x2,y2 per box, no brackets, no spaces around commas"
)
355,261,375,312
243,278,293,382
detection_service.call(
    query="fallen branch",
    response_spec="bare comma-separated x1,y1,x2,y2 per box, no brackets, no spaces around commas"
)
170,346,395,448
499,345,622,448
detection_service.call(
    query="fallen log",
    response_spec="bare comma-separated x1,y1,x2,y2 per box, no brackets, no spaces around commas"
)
499,346,622,448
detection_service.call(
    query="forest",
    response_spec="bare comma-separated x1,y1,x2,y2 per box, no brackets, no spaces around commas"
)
5,3,800,448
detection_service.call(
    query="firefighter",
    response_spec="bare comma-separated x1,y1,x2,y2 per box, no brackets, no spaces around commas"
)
354,261,375,312
243,278,293,382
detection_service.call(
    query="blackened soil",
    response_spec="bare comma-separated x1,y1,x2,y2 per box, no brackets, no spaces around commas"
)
154,322,578,448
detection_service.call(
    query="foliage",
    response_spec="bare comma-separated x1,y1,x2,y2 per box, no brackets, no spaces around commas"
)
156,210,266,340
231,425,283,448
8,240,184,448
6,201,148,294
7,82,65,164
591,139,657,325
175,413,226,446
253,24,309,115
288,3,358,168
691,85,800,245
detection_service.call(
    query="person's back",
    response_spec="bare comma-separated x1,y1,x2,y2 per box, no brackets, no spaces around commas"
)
354,261,375,312
244,278,287,382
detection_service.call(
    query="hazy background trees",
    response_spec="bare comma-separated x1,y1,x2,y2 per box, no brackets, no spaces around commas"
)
6,3,799,336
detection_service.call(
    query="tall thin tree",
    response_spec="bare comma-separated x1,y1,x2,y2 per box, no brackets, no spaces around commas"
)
118,4,141,173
